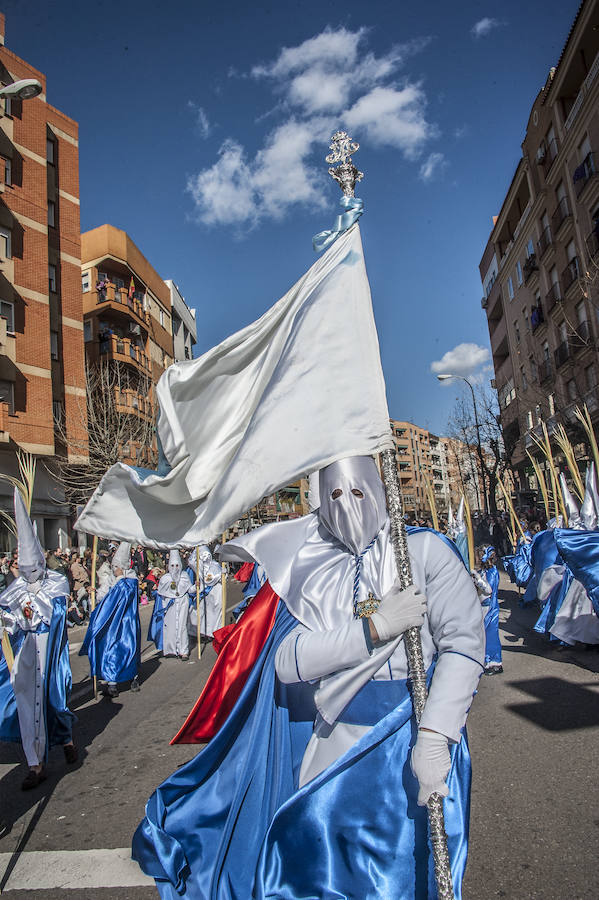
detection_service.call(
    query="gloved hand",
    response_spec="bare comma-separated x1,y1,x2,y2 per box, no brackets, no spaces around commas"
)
369,582,426,642
410,729,451,806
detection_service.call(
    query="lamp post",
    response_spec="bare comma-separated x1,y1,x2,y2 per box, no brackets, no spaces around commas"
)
437,373,489,513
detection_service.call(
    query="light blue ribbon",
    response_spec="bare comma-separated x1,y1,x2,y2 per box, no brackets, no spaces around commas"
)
312,196,364,253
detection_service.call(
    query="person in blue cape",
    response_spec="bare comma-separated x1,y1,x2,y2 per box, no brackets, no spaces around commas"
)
473,546,502,675
80,541,141,699
148,550,192,659
132,455,485,899
0,489,77,790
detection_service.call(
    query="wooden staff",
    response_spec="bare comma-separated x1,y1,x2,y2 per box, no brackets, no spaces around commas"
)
89,535,98,699
221,534,227,628
497,477,528,543
1,613,13,673
196,546,202,660
527,451,550,521
462,493,475,572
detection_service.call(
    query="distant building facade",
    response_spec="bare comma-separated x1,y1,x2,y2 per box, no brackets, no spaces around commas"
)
0,13,86,549
479,0,599,491
165,279,196,363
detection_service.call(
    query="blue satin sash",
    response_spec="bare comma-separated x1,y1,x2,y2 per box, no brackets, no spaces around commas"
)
133,603,472,899
80,577,140,682
148,595,166,651
554,528,599,618
243,564,264,600
0,595,74,754
481,566,501,666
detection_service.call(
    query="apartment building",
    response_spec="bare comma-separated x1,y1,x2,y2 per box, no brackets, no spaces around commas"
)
479,0,599,490
0,13,87,548
165,280,197,363
81,225,174,466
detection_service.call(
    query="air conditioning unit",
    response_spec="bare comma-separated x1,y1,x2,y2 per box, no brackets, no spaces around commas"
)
129,322,141,336
536,145,546,163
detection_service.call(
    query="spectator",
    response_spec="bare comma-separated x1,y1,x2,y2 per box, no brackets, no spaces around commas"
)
47,548,67,577
70,552,91,616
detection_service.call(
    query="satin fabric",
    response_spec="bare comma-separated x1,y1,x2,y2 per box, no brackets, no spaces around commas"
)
133,602,471,900
318,457,387,556
80,577,140,683
534,568,573,636
0,595,74,754
14,488,46,583
502,540,533,587
242,564,264,600
520,531,562,608
455,532,469,568
234,561,254,583
148,594,174,652
481,567,501,666
554,528,599,618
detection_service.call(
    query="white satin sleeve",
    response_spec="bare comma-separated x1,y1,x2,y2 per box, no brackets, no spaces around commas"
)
275,619,371,684
418,535,486,742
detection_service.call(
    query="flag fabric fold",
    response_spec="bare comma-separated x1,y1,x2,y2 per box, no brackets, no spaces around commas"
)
76,224,392,548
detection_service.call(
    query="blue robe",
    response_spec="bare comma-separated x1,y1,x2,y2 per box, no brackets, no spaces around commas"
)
148,594,176,652
80,577,140,683
132,600,472,899
481,566,501,666
553,528,599,619
0,595,75,754
502,538,533,588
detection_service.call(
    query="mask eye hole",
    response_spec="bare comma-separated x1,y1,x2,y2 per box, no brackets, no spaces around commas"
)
351,488,364,498
331,488,343,500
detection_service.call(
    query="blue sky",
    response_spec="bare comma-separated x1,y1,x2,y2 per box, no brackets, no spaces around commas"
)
6,0,579,433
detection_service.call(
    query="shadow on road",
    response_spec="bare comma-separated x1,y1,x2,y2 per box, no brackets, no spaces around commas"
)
506,675,599,730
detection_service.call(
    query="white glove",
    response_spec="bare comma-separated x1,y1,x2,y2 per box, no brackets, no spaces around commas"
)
410,729,451,806
369,582,426,642
471,570,491,600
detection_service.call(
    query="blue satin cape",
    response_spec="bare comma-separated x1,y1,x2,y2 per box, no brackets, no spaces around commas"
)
553,528,599,619
520,531,562,608
243,564,264,600
80,577,140,683
0,595,75,754
132,601,471,899
148,595,176,652
502,539,533,587
481,567,501,666
533,568,573,636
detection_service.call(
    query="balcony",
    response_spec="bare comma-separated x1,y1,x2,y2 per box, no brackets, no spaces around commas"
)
586,227,599,261
0,401,8,442
539,137,559,176
537,225,553,259
573,152,597,198
524,417,557,450
551,197,571,235
561,256,581,294
554,339,571,369
538,358,552,382
530,304,545,333
98,334,151,374
545,280,562,313
96,283,150,328
570,319,594,353
523,253,538,283
115,388,154,419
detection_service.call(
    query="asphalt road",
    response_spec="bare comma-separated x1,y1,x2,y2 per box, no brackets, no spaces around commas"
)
0,575,597,898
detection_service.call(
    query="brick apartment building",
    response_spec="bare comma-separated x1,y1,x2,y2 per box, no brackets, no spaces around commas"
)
479,0,599,492
0,13,87,549
81,224,175,467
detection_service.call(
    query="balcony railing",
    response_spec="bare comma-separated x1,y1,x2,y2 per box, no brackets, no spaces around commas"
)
523,253,538,283
96,283,150,324
530,304,545,333
551,196,571,234
545,280,562,313
561,256,581,293
98,334,150,373
570,319,594,352
586,227,599,260
573,152,596,197
554,340,571,369
538,358,552,382
537,225,552,258
539,138,559,174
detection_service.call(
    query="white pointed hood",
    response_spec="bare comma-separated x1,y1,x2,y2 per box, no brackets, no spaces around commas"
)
559,473,582,529
318,456,387,556
168,549,182,584
14,488,45,584
455,497,466,535
111,541,131,574
447,503,454,536
580,463,599,530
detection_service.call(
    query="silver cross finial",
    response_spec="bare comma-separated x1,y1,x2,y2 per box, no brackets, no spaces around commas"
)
326,131,364,198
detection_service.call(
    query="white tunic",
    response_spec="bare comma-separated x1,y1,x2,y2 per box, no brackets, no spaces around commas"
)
551,578,599,645
158,573,192,657
188,563,222,638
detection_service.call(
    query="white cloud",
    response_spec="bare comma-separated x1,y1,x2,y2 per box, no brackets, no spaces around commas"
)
431,343,490,378
419,151,446,182
188,26,440,229
471,17,502,39
188,101,213,138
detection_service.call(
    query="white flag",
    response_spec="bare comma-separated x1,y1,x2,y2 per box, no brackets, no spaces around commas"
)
76,224,393,547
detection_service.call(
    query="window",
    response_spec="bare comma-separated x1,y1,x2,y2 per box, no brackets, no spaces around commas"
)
514,320,520,343
83,321,92,342
586,365,597,391
507,276,514,300
567,379,577,401
52,401,63,425
548,393,555,416
535,404,542,424
575,299,586,324
47,138,55,164
559,320,568,343
48,264,57,293
159,308,165,328
2,157,10,186
81,271,90,292
0,379,14,414
0,227,11,259
530,357,538,382
50,330,59,360
0,299,14,332
527,238,534,258
516,260,523,286
47,200,55,227
526,410,533,430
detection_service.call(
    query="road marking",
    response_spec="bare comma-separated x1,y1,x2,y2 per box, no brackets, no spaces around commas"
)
0,848,154,890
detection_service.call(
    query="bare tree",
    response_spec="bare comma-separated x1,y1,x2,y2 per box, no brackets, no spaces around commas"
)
447,384,511,514
52,361,158,507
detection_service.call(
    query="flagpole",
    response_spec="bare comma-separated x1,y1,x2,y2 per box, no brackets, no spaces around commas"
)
325,132,454,900
220,534,227,629
196,547,202,660
90,534,99,700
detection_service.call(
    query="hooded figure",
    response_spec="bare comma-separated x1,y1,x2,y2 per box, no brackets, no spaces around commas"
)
187,545,223,639
150,550,192,658
80,541,140,697
133,455,485,900
559,473,582,529
478,546,502,674
0,489,77,790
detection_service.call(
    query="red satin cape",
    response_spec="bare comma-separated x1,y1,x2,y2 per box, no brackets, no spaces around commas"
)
171,582,280,744
233,561,255,583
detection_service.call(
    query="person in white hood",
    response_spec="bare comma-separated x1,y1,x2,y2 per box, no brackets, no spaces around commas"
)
155,550,192,659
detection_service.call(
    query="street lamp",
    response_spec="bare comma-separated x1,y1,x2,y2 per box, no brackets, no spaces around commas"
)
437,372,489,513
0,79,43,101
